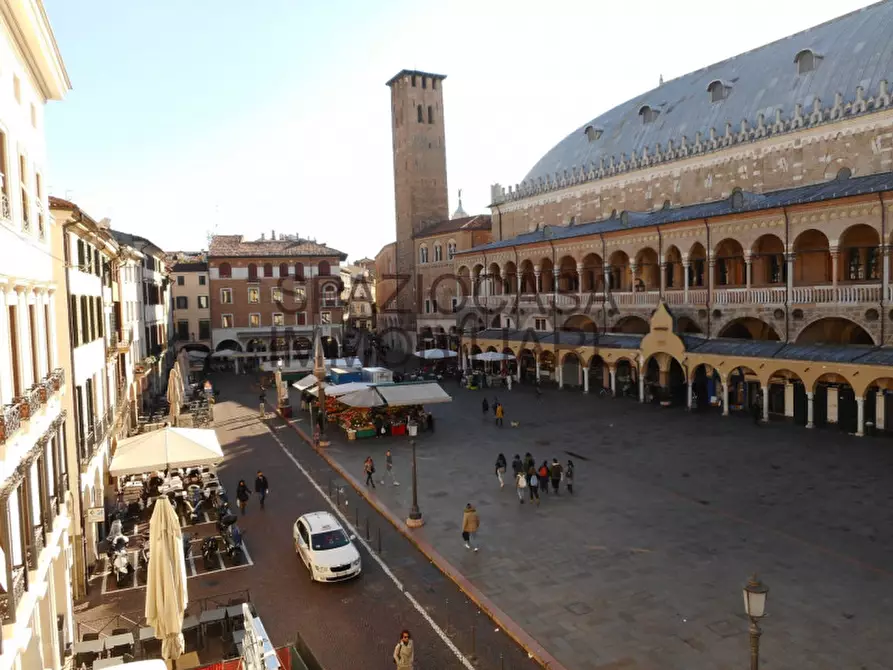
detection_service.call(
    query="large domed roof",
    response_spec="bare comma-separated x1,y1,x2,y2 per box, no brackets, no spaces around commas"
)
523,1,893,186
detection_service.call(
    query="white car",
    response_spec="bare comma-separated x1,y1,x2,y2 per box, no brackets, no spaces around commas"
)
293,511,362,582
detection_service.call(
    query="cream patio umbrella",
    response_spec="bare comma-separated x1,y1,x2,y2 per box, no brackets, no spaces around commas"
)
145,495,188,660
166,365,183,426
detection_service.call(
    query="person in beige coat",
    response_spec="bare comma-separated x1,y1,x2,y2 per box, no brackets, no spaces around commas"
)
393,630,414,668
462,503,480,551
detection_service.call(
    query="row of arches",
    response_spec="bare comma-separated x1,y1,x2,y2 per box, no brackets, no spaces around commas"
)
458,224,883,295
215,336,340,358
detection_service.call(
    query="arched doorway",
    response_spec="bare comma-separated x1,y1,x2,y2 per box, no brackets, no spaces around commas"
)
863,377,893,437
676,316,702,334
765,369,808,425
245,338,267,353
614,359,636,398
215,339,242,353
613,316,650,334
718,317,781,341
321,336,339,359
539,350,556,383
691,363,721,411
502,348,517,377
727,365,760,415
644,357,660,402
793,229,831,285
561,352,583,389
796,318,874,345
588,355,607,393
563,314,598,333
812,372,857,433
519,349,536,383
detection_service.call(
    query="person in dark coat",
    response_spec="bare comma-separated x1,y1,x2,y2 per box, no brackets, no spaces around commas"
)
254,471,270,510
236,480,250,515
482,397,489,417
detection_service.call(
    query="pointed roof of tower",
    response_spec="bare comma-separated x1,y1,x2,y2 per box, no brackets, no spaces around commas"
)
452,189,468,219
312,329,326,378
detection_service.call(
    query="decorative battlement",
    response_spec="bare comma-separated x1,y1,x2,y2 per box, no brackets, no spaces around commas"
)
491,79,893,206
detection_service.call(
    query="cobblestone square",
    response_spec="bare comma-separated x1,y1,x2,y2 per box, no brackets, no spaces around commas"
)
306,382,893,670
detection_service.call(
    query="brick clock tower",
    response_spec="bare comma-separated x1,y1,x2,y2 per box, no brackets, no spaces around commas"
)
386,69,449,352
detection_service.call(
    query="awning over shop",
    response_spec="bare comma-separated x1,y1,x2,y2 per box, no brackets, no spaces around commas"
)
292,374,318,392
109,427,224,476
338,388,386,408
376,383,452,406
309,381,370,397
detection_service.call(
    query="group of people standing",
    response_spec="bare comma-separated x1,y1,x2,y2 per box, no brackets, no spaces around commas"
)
495,453,574,504
481,397,505,427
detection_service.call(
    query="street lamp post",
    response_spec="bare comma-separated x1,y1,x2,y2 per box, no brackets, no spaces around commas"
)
743,575,769,670
406,428,424,527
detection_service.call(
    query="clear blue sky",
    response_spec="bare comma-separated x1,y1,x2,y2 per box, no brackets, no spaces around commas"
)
43,0,874,262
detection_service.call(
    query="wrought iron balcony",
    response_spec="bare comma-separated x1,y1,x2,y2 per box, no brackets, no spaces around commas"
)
16,386,42,422
51,367,65,390
0,566,27,624
0,192,10,220
0,403,21,444
116,326,132,351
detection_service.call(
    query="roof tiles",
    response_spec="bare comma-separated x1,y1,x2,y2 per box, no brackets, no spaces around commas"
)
208,234,347,260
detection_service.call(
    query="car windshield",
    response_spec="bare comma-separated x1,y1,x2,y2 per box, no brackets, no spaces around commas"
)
311,529,350,551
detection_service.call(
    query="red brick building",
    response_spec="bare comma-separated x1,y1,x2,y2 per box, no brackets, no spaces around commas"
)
208,233,347,358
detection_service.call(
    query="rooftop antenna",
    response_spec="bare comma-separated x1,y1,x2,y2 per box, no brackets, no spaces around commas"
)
659,74,664,86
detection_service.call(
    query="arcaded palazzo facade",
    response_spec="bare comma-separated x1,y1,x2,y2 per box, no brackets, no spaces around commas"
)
455,2,893,438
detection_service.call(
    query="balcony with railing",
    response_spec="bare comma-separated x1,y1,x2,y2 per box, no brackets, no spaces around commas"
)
116,326,132,351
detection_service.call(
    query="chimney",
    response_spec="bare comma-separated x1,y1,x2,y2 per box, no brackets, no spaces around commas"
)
260,233,265,241
272,229,276,240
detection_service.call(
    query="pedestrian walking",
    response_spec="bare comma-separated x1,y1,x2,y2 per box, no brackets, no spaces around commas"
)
515,471,527,503
254,471,270,509
511,454,523,478
495,403,504,427
565,459,575,494
538,461,550,494
462,503,480,551
523,452,535,474
550,459,563,494
751,395,762,425
364,457,376,488
426,412,435,432
258,389,266,419
236,479,250,515
393,630,414,669
482,397,489,417
506,375,513,391
527,467,540,504
495,453,507,488
492,397,499,415
382,450,399,486
313,424,321,449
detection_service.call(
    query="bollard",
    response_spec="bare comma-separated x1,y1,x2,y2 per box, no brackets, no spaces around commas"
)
377,527,382,553
500,652,504,670
355,507,359,528
445,598,450,635
365,517,370,541
471,623,476,658
335,487,340,507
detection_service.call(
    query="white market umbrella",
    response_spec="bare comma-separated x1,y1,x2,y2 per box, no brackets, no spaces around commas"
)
109,427,224,477
292,374,318,392
414,349,458,360
145,496,188,660
211,349,238,358
186,350,209,359
339,387,386,408
166,366,182,426
471,351,516,362
309,381,370,398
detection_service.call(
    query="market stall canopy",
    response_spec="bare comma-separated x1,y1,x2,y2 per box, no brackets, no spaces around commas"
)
309,381,370,397
338,387,386,408
211,349,238,358
471,351,516,361
414,349,458,360
325,357,363,369
292,374,318,392
376,383,452,406
110,428,224,476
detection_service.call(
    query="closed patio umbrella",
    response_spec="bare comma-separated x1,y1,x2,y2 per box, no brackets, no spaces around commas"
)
166,365,182,426
145,496,188,660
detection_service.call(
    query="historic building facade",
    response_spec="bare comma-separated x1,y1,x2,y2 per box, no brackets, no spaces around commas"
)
168,255,211,352
208,232,346,359
456,2,893,437
0,3,74,669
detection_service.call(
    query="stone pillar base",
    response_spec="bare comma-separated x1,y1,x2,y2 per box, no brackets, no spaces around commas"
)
406,516,425,528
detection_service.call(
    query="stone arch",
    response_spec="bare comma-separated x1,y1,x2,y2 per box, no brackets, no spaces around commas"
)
713,238,745,286
519,347,537,382
245,338,267,353
795,317,874,345
751,234,786,286
486,345,498,353
519,260,536,294
765,368,808,424
613,357,637,398
810,369,858,432
471,263,485,296
676,316,702,334
456,265,471,298
608,250,630,291
838,223,881,283
587,354,608,391
293,336,312,353
503,261,517,294
556,255,578,293
560,351,584,388
562,313,598,332
580,253,603,292
726,364,762,413
539,258,555,292
539,349,557,382
663,245,683,290
792,229,831,285
717,317,781,341
488,262,502,295
688,242,708,288
634,247,659,290
613,315,650,334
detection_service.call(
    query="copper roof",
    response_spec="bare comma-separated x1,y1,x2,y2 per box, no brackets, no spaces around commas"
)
208,234,347,260
413,215,492,239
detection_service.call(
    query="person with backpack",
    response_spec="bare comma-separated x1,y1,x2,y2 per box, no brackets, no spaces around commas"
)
481,397,489,418
462,503,480,551
393,630,414,669
550,459,563,494
538,461,550,495
527,466,540,505
511,454,523,479
515,470,527,503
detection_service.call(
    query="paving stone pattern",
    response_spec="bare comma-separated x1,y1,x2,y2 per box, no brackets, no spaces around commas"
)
302,380,893,670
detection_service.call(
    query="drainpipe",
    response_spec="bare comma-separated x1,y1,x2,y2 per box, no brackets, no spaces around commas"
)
656,224,663,300
599,233,608,335
548,239,557,336
783,206,791,342
879,193,886,346
703,219,711,337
